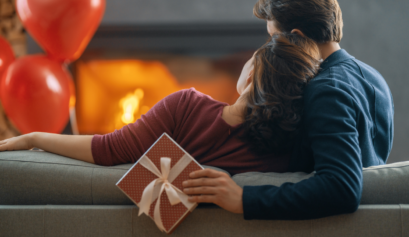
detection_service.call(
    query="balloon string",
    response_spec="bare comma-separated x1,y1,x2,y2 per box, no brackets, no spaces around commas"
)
69,108,79,135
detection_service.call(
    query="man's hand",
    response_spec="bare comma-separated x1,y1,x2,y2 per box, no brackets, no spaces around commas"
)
182,169,244,214
0,133,33,151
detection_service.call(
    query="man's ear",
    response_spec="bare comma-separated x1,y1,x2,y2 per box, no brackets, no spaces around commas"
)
291,29,306,37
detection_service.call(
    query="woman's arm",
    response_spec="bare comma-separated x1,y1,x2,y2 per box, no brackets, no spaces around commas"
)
0,132,94,163
0,89,190,166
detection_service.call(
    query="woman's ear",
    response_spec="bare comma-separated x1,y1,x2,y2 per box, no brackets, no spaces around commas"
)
291,29,306,37
246,69,254,84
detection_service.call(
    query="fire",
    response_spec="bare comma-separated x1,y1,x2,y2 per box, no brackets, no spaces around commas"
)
75,60,181,134
75,59,238,134
120,88,144,124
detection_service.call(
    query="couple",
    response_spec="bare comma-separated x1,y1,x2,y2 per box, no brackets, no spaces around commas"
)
0,0,394,220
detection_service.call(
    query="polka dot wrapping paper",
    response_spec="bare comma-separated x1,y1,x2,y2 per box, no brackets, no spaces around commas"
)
116,133,204,234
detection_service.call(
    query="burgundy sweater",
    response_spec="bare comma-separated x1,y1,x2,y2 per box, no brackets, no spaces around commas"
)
92,88,290,175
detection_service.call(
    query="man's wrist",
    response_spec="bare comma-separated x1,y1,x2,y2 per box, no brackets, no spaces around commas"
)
236,187,244,214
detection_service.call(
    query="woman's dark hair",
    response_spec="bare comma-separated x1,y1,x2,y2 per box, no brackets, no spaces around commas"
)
242,33,320,155
254,0,343,43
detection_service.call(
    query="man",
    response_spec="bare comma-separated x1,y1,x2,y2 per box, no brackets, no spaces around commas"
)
182,0,394,220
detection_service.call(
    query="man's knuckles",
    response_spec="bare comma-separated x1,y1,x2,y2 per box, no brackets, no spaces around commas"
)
218,187,228,195
185,186,207,194
183,179,201,187
217,177,228,186
189,195,214,203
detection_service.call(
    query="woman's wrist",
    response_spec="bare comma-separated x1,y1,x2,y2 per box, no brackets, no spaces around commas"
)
26,132,39,149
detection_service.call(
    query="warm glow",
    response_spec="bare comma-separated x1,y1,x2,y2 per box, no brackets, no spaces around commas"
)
120,89,144,124
76,60,181,134
69,95,76,108
75,59,239,134
140,105,150,115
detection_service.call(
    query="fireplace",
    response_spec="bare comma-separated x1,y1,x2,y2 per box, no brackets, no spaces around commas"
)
28,23,268,134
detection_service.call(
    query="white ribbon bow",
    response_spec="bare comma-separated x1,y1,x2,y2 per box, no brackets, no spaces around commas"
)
137,156,195,232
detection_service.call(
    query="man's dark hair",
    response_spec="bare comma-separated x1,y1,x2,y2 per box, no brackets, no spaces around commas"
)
254,0,343,44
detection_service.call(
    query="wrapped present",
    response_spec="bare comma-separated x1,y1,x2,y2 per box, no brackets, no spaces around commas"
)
116,133,204,234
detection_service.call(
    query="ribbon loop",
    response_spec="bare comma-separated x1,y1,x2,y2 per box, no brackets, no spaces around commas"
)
165,183,181,206
137,155,196,232
160,158,171,180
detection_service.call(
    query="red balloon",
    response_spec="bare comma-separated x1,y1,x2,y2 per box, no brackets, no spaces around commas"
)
0,36,15,82
0,55,71,134
16,0,105,62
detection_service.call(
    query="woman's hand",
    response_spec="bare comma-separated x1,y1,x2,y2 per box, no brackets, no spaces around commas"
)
0,132,94,163
0,133,34,151
182,169,244,214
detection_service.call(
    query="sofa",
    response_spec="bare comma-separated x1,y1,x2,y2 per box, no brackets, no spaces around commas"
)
1,150,408,237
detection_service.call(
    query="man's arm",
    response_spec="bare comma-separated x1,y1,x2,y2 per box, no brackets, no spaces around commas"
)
0,132,94,163
184,82,362,220
243,83,362,219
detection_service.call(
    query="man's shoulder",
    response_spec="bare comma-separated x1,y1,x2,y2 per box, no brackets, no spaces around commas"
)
310,57,360,86
306,56,388,100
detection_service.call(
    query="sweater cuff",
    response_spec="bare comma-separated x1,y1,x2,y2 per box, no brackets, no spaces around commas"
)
91,134,113,166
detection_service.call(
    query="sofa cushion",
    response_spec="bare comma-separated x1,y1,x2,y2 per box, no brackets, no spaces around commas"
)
232,162,409,204
0,150,133,205
0,150,226,205
0,150,408,205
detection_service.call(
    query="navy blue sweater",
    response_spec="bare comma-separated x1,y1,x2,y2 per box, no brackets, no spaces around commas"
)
242,49,394,220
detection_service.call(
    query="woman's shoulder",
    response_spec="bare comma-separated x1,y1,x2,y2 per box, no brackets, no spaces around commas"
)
166,88,225,107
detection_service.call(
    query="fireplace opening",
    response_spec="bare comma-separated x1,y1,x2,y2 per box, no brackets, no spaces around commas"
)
59,24,268,134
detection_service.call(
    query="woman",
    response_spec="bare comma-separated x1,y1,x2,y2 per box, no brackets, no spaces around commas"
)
0,33,319,180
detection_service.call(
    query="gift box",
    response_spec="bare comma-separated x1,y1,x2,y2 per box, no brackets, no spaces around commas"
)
116,133,204,234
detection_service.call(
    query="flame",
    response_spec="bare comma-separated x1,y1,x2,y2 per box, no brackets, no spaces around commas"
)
120,88,144,124
75,59,238,134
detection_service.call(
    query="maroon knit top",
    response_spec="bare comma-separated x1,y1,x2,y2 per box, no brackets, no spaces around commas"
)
92,88,290,175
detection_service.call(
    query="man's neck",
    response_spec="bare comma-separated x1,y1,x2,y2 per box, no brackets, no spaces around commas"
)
318,42,341,61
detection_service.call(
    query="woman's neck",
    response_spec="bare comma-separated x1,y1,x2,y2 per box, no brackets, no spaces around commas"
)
222,94,248,126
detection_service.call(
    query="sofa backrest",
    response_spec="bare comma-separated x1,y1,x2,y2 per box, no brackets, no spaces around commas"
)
0,151,408,205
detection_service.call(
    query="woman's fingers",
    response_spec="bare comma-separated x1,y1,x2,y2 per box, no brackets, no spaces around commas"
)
0,143,8,151
0,136,30,151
